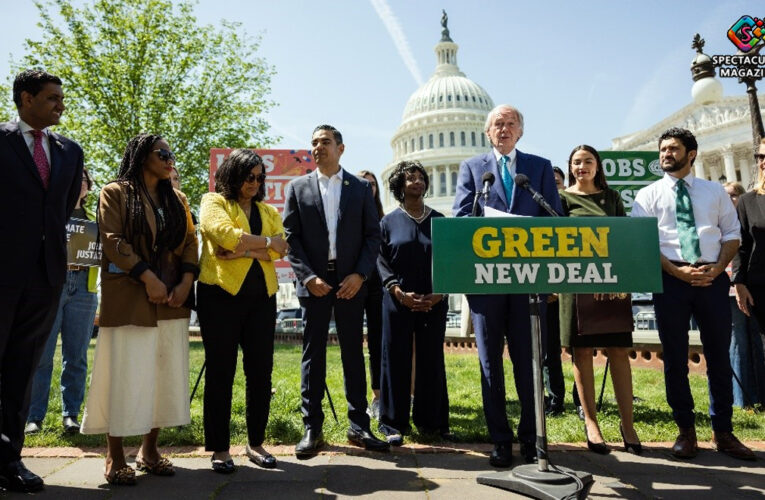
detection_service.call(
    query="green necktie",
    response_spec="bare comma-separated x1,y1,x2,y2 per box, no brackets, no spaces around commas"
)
675,179,702,264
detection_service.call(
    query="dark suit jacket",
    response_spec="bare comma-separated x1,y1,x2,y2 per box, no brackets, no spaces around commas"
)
0,121,84,287
283,168,381,298
452,149,562,217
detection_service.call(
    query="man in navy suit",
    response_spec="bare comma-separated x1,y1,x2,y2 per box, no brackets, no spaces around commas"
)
283,125,388,457
0,69,83,491
453,104,561,467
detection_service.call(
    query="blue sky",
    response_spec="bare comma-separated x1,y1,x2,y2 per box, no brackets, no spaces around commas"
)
0,0,757,179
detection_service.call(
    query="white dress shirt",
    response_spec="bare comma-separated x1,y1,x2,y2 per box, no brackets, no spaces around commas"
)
17,118,52,165
493,148,517,177
631,172,740,263
317,166,344,260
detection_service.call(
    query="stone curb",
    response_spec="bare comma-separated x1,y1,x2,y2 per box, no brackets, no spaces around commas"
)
21,440,765,458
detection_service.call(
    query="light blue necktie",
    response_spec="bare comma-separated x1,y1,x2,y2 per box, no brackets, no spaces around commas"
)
500,155,514,208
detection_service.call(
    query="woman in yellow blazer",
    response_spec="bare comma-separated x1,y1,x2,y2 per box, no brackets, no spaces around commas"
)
197,149,288,473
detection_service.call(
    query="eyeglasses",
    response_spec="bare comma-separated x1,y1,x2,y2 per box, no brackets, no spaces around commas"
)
153,149,176,162
245,172,267,183
755,153,765,163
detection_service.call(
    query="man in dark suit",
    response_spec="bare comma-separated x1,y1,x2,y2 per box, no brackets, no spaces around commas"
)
283,124,388,456
453,104,562,467
0,69,84,491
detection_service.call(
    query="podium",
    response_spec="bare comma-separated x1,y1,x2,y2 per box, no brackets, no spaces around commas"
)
431,217,662,499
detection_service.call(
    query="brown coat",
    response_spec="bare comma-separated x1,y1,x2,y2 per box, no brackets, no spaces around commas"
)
98,181,199,328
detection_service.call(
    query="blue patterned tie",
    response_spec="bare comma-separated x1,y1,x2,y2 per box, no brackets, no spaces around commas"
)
500,155,514,208
675,179,702,264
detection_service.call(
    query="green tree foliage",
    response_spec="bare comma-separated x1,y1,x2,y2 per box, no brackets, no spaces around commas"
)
11,0,276,207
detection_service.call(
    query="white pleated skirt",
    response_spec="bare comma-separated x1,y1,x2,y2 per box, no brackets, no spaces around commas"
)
80,318,190,437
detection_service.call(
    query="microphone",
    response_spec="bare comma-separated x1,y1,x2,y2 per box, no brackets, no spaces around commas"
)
481,172,495,204
514,173,559,216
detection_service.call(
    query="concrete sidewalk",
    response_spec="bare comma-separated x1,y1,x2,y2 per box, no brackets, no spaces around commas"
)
8,442,765,499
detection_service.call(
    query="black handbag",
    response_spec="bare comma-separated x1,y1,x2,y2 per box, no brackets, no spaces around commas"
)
575,293,632,335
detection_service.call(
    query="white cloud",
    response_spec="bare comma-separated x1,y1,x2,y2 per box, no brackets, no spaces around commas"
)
369,0,424,86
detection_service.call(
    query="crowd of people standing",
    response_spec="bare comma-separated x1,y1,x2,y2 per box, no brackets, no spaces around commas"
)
0,68,763,492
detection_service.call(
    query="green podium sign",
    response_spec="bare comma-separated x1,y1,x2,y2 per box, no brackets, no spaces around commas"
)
432,217,662,294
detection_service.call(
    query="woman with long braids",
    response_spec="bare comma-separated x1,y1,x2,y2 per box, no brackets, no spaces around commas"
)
81,134,198,485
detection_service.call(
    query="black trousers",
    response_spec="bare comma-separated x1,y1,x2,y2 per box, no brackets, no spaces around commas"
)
378,292,449,435
298,271,369,432
0,262,61,464
197,282,276,451
364,278,383,392
653,271,733,431
543,299,565,409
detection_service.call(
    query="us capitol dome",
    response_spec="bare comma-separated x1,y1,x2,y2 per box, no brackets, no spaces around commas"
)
381,14,495,215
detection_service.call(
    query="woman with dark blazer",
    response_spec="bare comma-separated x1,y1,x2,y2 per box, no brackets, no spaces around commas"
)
81,134,198,485
357,170,385,418
377,161,449,445
197,149,288,473
731,139,765,406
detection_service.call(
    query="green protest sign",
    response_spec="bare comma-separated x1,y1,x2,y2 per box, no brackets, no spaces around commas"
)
599,151,661,214
431,217,662,294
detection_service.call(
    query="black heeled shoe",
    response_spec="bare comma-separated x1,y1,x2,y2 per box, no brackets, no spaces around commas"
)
584,424,610,455
620,425,642,455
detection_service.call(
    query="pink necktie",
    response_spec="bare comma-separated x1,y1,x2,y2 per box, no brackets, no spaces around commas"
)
31,129,50,189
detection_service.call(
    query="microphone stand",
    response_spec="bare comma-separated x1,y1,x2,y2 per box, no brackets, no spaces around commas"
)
471,190,484,217
477,189,593,500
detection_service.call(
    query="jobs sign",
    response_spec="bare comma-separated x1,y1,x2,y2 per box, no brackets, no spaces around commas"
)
599,151,662,214
431,217,662,294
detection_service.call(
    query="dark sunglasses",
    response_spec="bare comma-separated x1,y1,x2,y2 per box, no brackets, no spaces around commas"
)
153,149,176,162
245,172,267,183
755,153,765,162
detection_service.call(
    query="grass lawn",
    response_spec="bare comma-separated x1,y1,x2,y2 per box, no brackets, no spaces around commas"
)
24,340,765,448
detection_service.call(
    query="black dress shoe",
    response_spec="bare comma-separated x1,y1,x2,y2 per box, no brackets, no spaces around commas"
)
545,405,564,417
210,457,235,474
347,428,390,452
584,425,610,455
2,460,44,492
295,429,326,458
519,442,538,463
489,443,512,468
62,416,80,434
246,445,277,469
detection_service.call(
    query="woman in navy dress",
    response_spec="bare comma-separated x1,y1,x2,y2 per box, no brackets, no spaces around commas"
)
377,161,450,445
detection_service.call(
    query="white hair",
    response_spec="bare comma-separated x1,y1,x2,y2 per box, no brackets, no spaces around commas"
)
484,104,524,135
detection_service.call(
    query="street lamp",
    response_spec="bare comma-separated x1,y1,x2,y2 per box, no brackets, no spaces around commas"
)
693,33,765,188
735,42,765,154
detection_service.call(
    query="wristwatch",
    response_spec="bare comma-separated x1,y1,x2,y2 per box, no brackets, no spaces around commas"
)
265,236,272,248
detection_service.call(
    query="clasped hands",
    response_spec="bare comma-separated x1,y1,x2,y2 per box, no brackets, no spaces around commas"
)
142,270,193,307
306,273,364,299
392,286,442,312
674,263,723,288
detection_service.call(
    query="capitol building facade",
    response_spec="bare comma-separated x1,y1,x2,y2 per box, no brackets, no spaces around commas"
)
611,36,765,188
380,25,494,217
